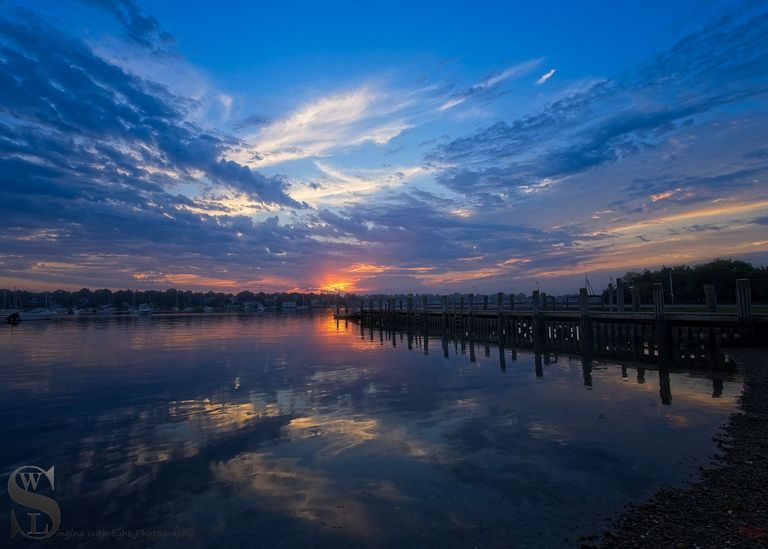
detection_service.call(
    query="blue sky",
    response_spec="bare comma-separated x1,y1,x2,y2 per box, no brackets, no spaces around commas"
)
1,0,767,293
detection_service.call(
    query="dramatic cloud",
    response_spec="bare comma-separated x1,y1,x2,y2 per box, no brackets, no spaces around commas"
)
0,13,300,205
1,3,767,293
430,11,768,200
0,10,314,289
227,86,420,167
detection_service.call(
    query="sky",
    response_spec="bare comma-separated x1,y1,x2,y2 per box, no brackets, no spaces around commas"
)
0,0,767,294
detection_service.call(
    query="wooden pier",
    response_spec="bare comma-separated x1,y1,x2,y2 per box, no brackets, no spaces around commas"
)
342,280,766,366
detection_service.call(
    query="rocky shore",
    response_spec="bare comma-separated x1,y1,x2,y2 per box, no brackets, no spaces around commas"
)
591,348,768,548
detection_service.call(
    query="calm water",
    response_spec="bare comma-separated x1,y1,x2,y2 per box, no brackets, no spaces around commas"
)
0,313,742,548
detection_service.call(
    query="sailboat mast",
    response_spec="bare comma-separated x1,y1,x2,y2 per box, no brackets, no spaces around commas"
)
669,269,675,304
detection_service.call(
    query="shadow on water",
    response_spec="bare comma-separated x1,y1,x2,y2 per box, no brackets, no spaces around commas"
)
0,313,744,548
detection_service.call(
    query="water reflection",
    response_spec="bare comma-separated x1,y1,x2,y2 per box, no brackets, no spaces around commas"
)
0,313,743,547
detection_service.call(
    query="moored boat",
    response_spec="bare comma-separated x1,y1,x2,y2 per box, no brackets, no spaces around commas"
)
20,308,57,321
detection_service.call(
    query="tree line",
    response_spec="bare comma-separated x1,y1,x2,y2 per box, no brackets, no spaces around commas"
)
619,259,768,303
1,288,359,310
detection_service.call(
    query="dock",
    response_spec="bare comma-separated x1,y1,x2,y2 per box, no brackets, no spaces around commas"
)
338,279,766,366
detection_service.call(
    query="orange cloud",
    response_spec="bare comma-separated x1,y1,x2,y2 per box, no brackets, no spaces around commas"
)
606,200,768,233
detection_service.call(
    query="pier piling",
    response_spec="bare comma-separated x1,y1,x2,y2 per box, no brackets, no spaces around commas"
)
579,288,592,354
617,277,625,312
653,283,669,359
736,279,752,344
704,284,718,313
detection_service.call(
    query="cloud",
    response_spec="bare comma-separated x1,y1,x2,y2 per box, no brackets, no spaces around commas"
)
294,191,610,290
233,113,274,130
287,161,431,206
78,0,173,47
218,94,234,120
428,9,768,203
0,13,299,207
227,86,419,167
536,69,556,85
438,59,542,111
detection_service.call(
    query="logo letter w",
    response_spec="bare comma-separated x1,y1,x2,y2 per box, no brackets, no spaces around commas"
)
18,473,42,491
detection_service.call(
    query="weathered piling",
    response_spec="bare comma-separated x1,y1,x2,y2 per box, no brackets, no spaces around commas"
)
496,292,504,336
468,293,474,336
582,355,593,386
704,284,717,313
532,290,545,351
407,296,413,331
736,279,752,343
653,283,668,359
579,287,592,354
608,282,615,311
631,286,641,312
441,295,448,331
616,277,625,312
659,369,672,405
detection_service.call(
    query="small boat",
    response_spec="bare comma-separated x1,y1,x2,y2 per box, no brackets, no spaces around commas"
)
5,293,58,321
19,308,57,321
130,290,152,315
